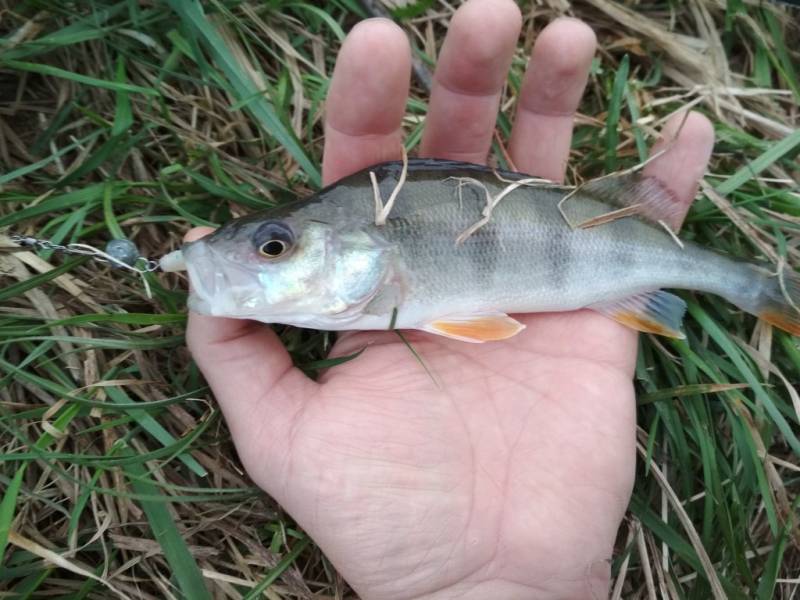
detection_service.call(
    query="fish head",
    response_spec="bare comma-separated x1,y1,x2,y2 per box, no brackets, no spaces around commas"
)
182,213,391,326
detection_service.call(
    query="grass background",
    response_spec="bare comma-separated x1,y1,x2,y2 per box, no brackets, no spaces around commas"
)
0,0,799,598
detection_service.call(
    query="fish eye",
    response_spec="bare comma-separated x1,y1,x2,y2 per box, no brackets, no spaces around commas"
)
253,221,294,259
260,239,288,257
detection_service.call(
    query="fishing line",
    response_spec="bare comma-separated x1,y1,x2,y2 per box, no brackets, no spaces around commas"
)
7,233,166,298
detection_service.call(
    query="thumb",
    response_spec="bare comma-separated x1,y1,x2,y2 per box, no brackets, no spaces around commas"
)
183,227,317,479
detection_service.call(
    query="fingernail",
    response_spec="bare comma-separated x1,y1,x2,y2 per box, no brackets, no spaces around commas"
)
351,17,397,32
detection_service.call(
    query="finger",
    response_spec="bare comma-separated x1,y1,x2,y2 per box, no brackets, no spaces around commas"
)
420,0,521,163
509,18,596,181
183,227,316,468
184,227,215,243
643,111,715,230
322,18,411,185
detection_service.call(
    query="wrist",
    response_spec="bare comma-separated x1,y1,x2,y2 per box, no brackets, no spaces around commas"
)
401,562,611,600
411,581,550,600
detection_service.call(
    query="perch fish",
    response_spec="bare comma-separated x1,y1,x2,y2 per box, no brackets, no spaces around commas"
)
167,159,800,343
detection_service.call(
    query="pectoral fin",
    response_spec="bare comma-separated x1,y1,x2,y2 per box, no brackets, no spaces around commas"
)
423,313,526,343
363,283,403,316
591,290,687,339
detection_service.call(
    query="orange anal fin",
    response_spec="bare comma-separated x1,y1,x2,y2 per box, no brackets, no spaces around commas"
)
592,290,687,339
611,311,684,338
423,313,525,343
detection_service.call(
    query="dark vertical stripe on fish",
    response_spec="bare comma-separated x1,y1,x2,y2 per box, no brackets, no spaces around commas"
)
546,228,570,291
468,220,500,289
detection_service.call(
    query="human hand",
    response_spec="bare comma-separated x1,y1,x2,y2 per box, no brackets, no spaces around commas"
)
185,2,714,598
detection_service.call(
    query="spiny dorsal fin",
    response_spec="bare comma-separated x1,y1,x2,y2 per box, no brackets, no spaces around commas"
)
591,290,687,339
422,312,525,343
581,173,683,229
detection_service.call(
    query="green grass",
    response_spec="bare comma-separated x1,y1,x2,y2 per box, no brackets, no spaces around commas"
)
1,1,798,598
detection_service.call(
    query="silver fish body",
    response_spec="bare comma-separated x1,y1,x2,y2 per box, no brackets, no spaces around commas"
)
182,159,800,341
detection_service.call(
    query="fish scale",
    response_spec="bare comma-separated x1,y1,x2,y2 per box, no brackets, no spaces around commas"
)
376,174,689,314
176,158,800,342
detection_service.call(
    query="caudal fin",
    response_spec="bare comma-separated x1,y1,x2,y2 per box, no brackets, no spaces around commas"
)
755,269,800,336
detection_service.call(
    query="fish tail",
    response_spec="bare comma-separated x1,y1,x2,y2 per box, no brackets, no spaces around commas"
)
739,266,800,335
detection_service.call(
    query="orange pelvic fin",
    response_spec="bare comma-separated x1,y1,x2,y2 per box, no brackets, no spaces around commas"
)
424,313,525,343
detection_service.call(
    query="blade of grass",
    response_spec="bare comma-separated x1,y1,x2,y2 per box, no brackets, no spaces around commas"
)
715,128,800,196
241,537,310,600
287,3,346,41
0,467,26,563
762,9,800,100
0,58,158,96
9,567,52,599
0,335,184,350
7,532,124,599
168,0,320,186
688,302,800,455
105,385,207,477
0,131,102,187
605,54,629,172
124,454,211,600
638,383,750,405
111,56,133,137
0,258,87,303
0,4,125,61
102,184,125,240
755,509,791,599
624,85,648,163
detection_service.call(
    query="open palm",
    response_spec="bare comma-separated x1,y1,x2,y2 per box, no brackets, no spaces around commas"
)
186,3,714,598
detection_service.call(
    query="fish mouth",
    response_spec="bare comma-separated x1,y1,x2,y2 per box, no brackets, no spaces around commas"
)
183,241,261,317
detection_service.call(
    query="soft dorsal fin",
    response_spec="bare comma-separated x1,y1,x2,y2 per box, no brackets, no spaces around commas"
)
581,173,683,229
591,290,687,339
422,312,525,343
